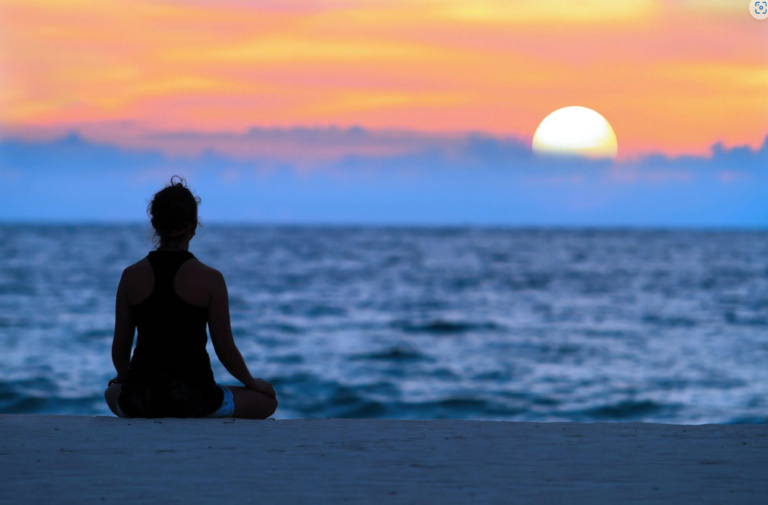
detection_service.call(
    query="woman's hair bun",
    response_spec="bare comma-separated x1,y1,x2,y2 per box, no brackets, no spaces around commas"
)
147,175,202,247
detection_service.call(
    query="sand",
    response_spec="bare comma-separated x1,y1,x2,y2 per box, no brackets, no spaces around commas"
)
1,415,766,504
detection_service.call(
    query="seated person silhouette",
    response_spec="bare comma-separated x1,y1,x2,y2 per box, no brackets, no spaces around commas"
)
104,176,277,419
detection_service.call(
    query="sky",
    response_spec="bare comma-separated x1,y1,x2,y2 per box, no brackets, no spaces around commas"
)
0,0,767,225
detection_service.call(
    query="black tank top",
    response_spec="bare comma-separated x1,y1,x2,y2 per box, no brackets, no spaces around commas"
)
118,250,223,417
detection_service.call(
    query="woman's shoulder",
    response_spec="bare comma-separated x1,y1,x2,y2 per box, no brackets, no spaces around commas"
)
176,257,227,304
122,257,151,278
119,258,153,304
179,257,227,289
183,256,221,277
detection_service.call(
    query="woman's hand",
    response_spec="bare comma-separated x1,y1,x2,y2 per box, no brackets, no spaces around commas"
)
247,378,276,399
108,373,127,386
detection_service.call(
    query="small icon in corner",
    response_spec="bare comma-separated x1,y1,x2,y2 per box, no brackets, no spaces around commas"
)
751,0,768,20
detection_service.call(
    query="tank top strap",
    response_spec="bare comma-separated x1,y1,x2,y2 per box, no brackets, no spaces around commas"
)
147,251,196,295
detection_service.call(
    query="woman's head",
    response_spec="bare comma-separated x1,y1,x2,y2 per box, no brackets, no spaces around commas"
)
147,176,201,247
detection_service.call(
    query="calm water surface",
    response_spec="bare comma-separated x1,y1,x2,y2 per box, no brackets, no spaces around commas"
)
0,225,766,423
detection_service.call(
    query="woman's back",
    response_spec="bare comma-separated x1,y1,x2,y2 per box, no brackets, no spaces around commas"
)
128,250,212,382
119,250,224,417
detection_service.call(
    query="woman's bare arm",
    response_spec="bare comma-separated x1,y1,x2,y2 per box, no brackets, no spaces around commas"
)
208,270,275,398
111,270,136,383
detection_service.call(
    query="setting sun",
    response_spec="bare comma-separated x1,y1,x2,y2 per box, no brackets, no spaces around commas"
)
532,106,618,160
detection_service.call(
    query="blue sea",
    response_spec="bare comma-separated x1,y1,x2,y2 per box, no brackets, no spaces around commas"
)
0,224,766,423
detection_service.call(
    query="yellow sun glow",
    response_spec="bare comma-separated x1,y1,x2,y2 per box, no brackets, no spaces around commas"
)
532,106,618,160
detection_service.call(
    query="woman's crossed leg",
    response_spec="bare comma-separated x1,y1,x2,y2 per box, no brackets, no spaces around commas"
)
103,383,277,419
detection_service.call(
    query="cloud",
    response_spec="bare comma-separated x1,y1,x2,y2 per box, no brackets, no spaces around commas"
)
0,129,766,226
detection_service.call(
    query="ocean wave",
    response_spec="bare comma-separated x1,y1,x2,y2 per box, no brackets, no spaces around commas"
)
0,379,101,414
581,400,674,420
392,320,501,335
2,225,768,423
642,315,698,327
349,347,431,362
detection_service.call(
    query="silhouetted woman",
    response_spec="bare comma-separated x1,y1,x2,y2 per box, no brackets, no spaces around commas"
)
104,176,277,419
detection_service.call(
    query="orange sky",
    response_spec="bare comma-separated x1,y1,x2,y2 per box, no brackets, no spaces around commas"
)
0,0,766,158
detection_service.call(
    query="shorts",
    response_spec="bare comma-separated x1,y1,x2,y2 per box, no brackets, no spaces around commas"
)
116,384,234,418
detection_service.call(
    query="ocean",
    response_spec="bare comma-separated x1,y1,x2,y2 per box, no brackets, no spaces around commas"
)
0,224,766,423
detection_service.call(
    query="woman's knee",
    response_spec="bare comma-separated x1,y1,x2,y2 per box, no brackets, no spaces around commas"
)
256,391,278,418
104,384,121,414
256,392,278,417
267,395,278,416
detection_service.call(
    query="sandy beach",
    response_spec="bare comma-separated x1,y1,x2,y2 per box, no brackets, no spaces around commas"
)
1,415,766,504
